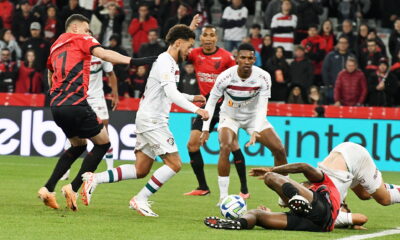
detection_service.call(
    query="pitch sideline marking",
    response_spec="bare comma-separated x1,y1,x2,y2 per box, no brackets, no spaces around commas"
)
336,227,400,240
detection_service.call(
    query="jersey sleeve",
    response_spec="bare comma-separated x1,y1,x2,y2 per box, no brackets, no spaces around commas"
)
78,35,101,55
159,55,177,87
259,70,272,98
102,61,113,73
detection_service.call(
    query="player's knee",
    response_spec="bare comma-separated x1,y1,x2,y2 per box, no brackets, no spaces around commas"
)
187,140,200,152
356,191,371,201
136,168,150,179
376,197,391,206
219,143,232,154
360,215,368,224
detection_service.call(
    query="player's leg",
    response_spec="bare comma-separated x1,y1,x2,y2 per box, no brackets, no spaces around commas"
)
60,140,72,180
102,119,114,170
353,181,400,206
231,137,249,198
257,127,287,166
241,209,288,229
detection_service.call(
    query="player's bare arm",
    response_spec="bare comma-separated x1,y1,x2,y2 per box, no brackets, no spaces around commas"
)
48,71,53,88
106,71,119,110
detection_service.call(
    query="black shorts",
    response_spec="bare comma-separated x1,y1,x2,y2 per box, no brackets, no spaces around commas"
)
285,191,333,232
191,99,222,132
51,104,103,139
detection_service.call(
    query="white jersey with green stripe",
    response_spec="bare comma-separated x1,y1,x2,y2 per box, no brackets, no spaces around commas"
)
211,65,271,120
87,56,113,99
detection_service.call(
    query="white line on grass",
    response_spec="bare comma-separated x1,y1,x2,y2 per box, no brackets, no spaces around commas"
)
336,227,400,240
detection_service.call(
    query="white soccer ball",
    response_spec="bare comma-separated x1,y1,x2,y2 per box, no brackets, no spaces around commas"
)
220,195,247,219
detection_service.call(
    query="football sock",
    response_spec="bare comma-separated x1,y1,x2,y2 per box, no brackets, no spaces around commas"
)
388,188,400,204
189,150,209,190
385,183,400,189
95,164,137,184
218,176,230,200
232,149,248,194
282,182,299,199
136,165,176,201
71,142,110,192
44,145,86,192
105,147,114,170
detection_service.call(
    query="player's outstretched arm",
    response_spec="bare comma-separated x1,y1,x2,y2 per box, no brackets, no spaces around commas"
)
270,163,324,183
92,47,157,66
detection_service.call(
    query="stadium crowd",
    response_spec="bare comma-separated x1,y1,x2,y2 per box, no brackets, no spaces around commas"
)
0,0,400,107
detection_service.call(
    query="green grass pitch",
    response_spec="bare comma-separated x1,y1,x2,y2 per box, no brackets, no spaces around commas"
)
0,155,399,240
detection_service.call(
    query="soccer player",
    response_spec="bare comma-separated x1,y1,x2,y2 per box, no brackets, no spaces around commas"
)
37,14,156,211
204,162,340,232
200,43,287,204
318,142,400,206
184,24,249,198
81,24,209,217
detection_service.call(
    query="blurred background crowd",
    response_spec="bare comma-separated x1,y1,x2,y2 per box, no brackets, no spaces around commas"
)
0,0,400,107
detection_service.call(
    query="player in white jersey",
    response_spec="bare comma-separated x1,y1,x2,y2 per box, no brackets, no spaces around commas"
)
318,142,400,206
200,43,287,204
80,24,209,217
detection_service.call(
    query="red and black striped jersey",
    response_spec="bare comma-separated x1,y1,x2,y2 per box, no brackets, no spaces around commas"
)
47,33,101,106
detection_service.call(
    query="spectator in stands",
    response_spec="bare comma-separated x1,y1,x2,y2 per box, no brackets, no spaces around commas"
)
12,1,40,44
21,22,50,72
390,50,400,105
337,0,370,22
295,0,323,44
308,85,323,105
138,29,166,58
334,57,367,106
0,48,18,93
338,20,356,52
95,1,125,46
158,0,180,26
249,24,263,52
0,29,22,61
271,0,297,58
15,49,43,93
0,0,13,29
265,46,290,102
131,0,161,19
129,4,158,56
189,0,214,28
366,29,387,57
301,24,326,85
313,105,325,117
178,63,199,95
60,0,91,32
319,19,336,53
129,65,147,98
367,58,398,106
32,0,55,20
379,0,400,30
389,19,400,63
162,3,192,39
359,39,384,76
221,0,248,52
260,34,274,69
108,34,129,94
264,0,296,29
290,45,313,91
355,23,369,57
43,5,62,43
322,36,354,104
287,84,305,104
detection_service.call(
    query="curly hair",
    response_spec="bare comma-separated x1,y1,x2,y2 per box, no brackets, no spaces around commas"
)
165,24,195,45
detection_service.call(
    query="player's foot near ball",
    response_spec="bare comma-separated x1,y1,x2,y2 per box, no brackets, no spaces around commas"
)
288,195,312,215
38,187,59,209
239,192,250,200
81,172,98,206
129,196,158,217
184,188,210,196
204,216,243,230
61,184,78,211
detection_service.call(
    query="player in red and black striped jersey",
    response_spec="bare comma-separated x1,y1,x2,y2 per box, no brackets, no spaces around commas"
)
38,14,156,211
183,24,249,197
205,163,341,232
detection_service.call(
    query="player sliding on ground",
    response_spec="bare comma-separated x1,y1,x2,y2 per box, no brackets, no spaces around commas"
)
200,43,287,205
204,162,340,232
81,24,209,217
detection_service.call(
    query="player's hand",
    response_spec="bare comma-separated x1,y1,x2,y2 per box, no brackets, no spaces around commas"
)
245,131,260,147
189,14,201,31
249,167,272,177
200,131,210,146
196,108,209,121
111,93,119,111
193,95,206,106
352,225,367,230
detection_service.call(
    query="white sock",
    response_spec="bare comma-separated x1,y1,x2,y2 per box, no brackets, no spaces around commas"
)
136,165,176,201
64,140,71,150
388,188,400,204
95,164,137,184
218,176,230,200
385,183,400,189
105,147,114,170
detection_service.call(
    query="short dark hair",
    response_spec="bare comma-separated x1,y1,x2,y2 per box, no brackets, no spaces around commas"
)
237,43,255,53
367,39,376,44
202,24,217,31
251,23,261,30
165,24,195,45
1,47,10,52
148,29,158,35
65,14,90,30
308,24,319,30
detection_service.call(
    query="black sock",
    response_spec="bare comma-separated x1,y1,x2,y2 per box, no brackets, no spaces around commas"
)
282,182,299,199
44,145,87,192
233,149,248,194
238,218,248,229
189,150,209,190
70,142,110,192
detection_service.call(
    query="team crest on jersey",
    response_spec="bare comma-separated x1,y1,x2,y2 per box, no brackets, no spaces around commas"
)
214,61,221,70
167,138,175,146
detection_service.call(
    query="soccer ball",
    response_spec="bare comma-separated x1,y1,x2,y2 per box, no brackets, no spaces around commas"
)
220,195,247,219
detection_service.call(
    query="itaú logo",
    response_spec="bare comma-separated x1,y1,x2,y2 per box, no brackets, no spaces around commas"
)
0,110,137,160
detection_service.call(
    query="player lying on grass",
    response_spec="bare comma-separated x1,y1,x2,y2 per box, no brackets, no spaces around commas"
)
81,24,209,217
318,142,400,206
204,162,340,231
199,43,287,205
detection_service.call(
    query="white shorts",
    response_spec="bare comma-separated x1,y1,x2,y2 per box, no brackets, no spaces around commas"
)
135,127,178,160
87,95,109,120
217,114,272,135
335,211,353,228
